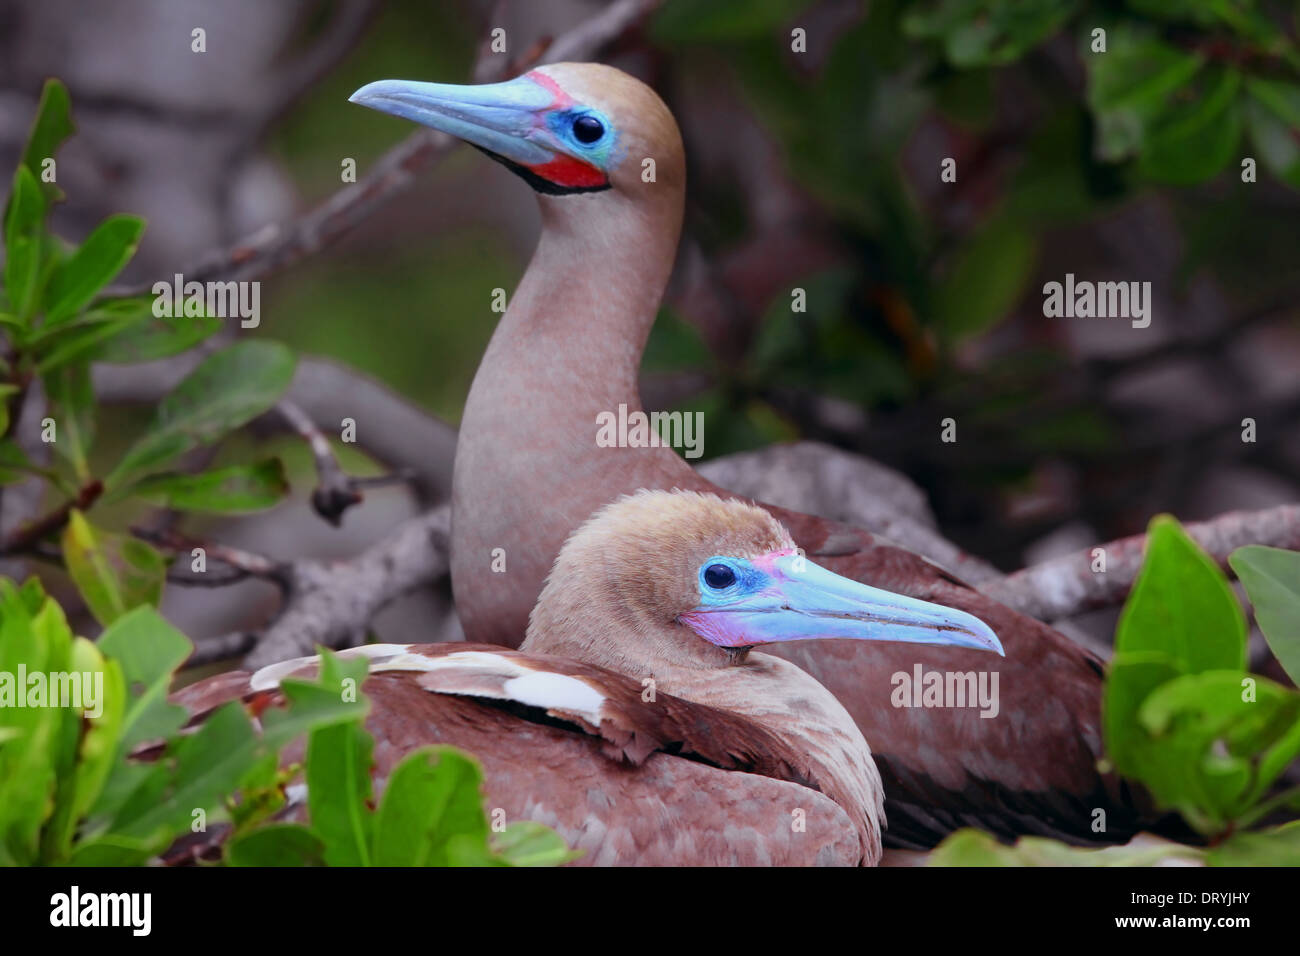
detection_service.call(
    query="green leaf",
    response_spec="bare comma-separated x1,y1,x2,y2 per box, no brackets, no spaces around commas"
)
1113,515,1246,668
125,459,289,514
106,340,296,489
63,835,152,866
493,821,580,867
1246,97,1300,188
93,305,223,364
227,824,325,867
20,79,75,203
1207,820,1300,866
1230,545,1300,685
43,636,125,861
1135,670,1300,824
4,165,46,320
107,701,261,844
60,510,166,627
903,0,1079,67
1104,516,1249,826
932,215,1037,340
929,827,1203,866
307,716,374,867
372,747,489,866
95,606,191,755
43,362,94,480
0,584,72,865
1087,32,1205,161
43,215,145,325
1138,68,1243,185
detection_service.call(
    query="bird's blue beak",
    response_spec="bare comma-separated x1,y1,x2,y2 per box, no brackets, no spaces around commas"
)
349,75,554,168
682,552,1004,656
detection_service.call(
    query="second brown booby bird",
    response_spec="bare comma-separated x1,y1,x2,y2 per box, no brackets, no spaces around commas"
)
348,63,1148,847
176,491,1002,865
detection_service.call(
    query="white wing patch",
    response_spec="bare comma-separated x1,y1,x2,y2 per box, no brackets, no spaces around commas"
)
249,645,608,725
502,671,605,724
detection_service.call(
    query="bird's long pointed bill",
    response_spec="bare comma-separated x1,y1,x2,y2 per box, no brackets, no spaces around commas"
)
349,75,553,167
686,554,1004,655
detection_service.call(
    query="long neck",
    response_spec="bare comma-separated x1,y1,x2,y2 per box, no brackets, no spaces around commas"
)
451,184,692,645
488,190,680,417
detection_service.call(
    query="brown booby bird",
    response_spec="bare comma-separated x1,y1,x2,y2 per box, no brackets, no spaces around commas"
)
348,64,1145,846
177,491,1002,865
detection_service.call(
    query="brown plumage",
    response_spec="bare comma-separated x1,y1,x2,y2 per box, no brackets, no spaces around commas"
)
345,62,1149,847
174,491,930,865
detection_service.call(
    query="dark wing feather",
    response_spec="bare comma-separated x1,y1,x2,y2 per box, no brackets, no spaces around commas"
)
162,645,863,866
759,505,1155,847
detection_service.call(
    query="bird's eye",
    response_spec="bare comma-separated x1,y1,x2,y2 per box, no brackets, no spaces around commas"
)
703,563,736,590
572,115,604,144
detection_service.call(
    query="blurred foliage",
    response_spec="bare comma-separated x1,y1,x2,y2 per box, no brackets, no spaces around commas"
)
629,0,1300,488
2,81,295,623
935,518,1300,865
0,575,572,866
0,82,574,867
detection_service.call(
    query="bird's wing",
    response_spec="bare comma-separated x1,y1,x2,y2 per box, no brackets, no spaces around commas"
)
760,506,1154,847
167,643,863,865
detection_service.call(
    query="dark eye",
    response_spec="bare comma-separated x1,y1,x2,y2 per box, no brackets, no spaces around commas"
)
703,564,736,590
572,115,604,144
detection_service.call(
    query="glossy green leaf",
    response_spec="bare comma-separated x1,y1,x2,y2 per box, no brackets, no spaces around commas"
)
94,606,191,755
372,747,488,866
43,362,94,480
1104,516,1250,828
43,636,125,860
0,584,73,865
227,824,326,867
1230,545,1300,685
106,340,296,489
930,827,1203,866
107,701,259,844
1135,670,1300,824
4,165,46,319
43,215,145,325
1113,515,1246,668
493,821,581,867
60,510,166,627
20,79,75,202
306,714,374,867
125,458,289,514
1207,820,1300,866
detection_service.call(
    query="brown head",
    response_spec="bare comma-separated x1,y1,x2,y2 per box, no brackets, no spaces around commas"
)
522,489,1003,679
349,62,685,215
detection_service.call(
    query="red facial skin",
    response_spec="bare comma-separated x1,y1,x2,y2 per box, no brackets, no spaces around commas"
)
523,71,608,189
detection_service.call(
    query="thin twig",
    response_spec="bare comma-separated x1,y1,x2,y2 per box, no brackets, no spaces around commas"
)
134,526,289,591
107,0,663,295
0,480,104,556
277,398,414,525
980,503,1300,622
